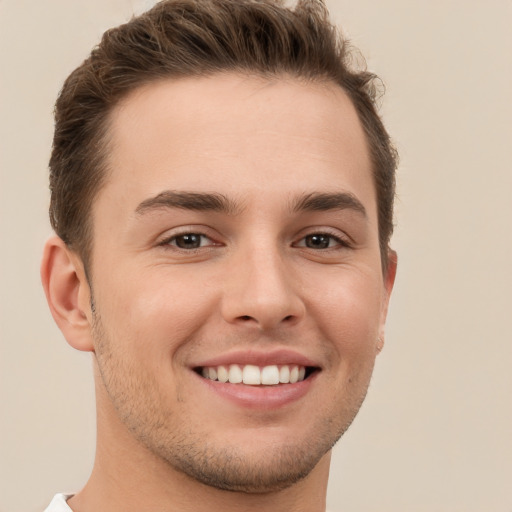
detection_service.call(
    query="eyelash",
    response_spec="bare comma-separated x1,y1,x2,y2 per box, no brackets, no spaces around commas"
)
159,229,351,252
159,232,218,251
293,232,351,250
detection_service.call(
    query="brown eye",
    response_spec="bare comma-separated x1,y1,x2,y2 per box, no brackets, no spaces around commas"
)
172,234,205,249
304,234,333,249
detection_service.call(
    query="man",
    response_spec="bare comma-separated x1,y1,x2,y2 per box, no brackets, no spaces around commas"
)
41,0,397,510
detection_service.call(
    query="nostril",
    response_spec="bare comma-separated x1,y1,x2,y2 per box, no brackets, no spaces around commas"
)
240,315,252,321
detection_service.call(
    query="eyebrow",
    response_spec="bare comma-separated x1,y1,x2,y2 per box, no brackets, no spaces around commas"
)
292,192,367,217
135,191,241,215
134,190,367,218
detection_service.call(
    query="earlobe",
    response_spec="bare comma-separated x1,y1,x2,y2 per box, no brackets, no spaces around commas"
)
41,235,94,352
385,249,398,297
377,249,398,351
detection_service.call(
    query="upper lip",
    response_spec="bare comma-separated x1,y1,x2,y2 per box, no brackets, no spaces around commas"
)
192,349,321,369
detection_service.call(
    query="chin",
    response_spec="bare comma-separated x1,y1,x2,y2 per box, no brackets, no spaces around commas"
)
135,408,357,494
156,438,332,493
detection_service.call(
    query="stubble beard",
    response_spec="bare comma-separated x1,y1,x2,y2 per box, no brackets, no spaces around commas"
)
91,307,371,494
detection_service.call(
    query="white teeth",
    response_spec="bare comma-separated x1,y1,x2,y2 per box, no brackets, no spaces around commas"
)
217,365,229,383
261,365,279,385
279,365,290,384
200,364,308,385
289,365,299,384
242,365,261,385
228,364,243,384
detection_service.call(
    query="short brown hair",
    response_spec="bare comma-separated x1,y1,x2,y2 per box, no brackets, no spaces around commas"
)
49,0,397,271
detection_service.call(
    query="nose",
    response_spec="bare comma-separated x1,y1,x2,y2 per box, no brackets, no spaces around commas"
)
220,243,305,331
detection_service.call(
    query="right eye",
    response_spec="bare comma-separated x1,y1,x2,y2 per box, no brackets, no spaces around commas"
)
164,233,214,250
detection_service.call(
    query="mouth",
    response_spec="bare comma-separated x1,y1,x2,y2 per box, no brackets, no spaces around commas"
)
194,364,319,386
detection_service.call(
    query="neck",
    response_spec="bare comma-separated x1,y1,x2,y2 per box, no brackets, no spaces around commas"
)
70,437,330,512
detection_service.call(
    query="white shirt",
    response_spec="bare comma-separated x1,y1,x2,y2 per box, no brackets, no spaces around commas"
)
44,494,73,511
44,493,334,511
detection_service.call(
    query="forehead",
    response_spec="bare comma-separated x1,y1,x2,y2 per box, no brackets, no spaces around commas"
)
98,73,374,217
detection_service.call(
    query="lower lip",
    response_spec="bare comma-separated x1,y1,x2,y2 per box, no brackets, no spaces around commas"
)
195,372,318,410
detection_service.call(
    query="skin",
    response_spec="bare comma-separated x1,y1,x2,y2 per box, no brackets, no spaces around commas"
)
42,73,396,512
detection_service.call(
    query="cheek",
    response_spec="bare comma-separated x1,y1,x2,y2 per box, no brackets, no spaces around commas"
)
95,268,218,356
312,273,383,408
310,269,384,356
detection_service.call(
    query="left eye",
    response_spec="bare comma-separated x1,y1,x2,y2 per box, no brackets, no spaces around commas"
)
167,233,212,249
297,234,344,249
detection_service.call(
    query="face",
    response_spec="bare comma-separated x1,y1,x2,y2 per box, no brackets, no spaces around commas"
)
86,74,395,492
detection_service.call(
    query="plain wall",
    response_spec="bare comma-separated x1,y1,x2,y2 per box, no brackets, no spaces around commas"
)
1,1,511,510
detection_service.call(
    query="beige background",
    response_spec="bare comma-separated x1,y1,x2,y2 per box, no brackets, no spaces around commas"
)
1,0,511,511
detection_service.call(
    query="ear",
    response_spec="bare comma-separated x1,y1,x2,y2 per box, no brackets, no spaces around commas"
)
377,249,398,352
41,235,94,352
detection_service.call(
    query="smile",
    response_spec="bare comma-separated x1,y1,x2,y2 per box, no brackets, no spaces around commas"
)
192,352,321,409
197,364,316,385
